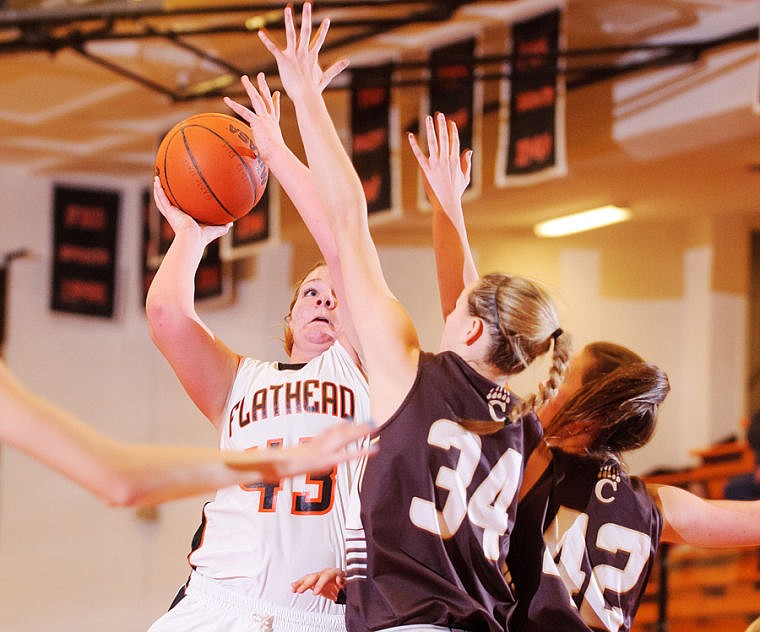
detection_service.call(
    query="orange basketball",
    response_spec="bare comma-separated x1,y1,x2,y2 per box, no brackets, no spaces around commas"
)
155,113,269,225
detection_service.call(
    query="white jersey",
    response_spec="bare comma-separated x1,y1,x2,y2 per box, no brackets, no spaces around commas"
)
187,341,369,615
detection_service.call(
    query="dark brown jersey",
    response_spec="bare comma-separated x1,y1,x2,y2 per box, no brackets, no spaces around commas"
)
508,449,662,632
345,351,543,632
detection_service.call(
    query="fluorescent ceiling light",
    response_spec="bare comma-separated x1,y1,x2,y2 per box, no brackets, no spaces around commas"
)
533,205,631,237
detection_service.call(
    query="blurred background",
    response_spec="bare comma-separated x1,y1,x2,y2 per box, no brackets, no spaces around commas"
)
0,0,759,630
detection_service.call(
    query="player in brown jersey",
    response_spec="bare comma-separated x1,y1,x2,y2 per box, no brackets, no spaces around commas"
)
510,341,760,632
409,112,760,632
508,342,667,632
234,6,571,630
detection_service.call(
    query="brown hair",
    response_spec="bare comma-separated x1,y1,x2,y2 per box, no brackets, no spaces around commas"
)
544,341,670,461
282,260,327,356
468,274,571,421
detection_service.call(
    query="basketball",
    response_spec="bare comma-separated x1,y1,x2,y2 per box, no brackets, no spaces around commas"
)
154,112,269,225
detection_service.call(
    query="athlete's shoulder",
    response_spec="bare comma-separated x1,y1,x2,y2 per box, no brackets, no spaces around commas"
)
422,350,488,386
234,355,279,377
326,339,355,364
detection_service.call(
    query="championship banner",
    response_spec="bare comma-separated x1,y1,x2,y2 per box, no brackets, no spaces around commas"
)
415,36,483,210
141,188,156,304
350,63,396,217
496,6,566,186
51,185,119,318
430,38,477,149
220,180,280,261
142,188,229,304
193,239,225,301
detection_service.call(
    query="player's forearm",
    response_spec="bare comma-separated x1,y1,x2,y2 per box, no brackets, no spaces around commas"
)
433,195,478,283
656,484,760,547
0,359,259,507
119,420,374,506
265,140,341,265
261,127,362,356
291,89,368,238
0,377,198,506
432,205,478,318
98,444,265,507
145,228,208,340
11,402,260,506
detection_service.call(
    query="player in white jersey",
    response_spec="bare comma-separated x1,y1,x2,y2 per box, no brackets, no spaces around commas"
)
186,341,368,613
147,53,368,630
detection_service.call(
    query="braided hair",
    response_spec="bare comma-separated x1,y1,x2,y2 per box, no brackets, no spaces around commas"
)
468,274,571,422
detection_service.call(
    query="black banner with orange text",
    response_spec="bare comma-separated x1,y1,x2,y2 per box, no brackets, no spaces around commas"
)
429,38,477,189
502,8,564,183
141,188,225,304
351,64,394,215
51,185,119,318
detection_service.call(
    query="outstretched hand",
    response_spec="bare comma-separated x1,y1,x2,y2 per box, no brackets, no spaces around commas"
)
223,420,376,483
408,113,472,221
257,3,349,101
291,567,346,603
153,177,231,245
224,73,285,165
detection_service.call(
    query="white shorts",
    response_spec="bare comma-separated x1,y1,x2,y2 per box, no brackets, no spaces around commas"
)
147,571,346,632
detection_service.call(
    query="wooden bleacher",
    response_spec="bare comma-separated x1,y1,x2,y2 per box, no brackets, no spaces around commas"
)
633,545,760,632
643,440,756,499
634,440,760,632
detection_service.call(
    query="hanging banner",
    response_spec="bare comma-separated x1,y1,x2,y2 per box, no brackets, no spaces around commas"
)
143,187,230,304
414,36,484,210
141,188,156,304
351,63,397,217
496,7,566,186
220,180,280,260
193,239,225,301
51,185,119,318
429,37,477,182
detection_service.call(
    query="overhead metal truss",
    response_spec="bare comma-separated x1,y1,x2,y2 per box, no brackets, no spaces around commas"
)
0,0,756,102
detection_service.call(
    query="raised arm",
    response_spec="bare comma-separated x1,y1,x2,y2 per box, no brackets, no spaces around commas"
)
652,484,760,547
224,72,361,361
146,178,240,428
0,361,372,507
409,113,478,319
257,4,419,422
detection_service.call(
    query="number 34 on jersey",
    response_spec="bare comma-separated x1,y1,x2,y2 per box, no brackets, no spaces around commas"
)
409,419,523,561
